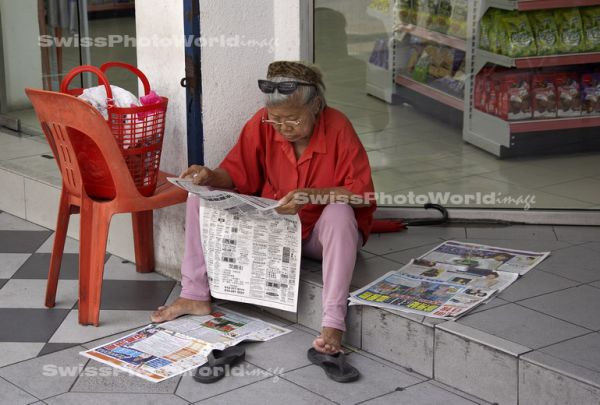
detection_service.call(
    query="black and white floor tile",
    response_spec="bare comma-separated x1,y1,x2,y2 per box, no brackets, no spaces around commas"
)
0,211,177,367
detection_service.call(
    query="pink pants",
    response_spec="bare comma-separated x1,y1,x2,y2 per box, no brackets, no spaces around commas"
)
180,195,361,331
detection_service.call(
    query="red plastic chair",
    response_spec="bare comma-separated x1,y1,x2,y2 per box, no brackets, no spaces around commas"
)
25,88,187,326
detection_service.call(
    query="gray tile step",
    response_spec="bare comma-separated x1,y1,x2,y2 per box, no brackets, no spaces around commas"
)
260,265,600,405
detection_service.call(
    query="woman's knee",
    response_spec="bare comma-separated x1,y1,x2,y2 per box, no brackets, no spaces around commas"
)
320,204,357,229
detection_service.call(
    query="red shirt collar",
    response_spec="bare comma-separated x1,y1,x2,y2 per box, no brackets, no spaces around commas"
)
270,107,328,163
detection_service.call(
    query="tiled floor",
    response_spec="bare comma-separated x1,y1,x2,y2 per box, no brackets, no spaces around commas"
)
0,211,496,404
1,212,599,403
0,211,176,367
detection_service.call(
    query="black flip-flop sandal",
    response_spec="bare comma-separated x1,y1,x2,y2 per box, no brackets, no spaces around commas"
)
307,348,360,383
193,346,246,384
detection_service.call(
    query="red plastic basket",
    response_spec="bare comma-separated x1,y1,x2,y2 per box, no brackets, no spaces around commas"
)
60,62,168,198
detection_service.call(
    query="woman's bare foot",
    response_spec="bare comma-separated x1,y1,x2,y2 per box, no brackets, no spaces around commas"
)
151,297,212,323
312,327,343,354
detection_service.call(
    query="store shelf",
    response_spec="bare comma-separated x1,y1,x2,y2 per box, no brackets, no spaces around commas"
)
395,25,466,51
471,108,600,134
474,49,600,73
465,108,600,155
395,75,464,111
486,0,600,11
88,2,134,12
510,116,600,133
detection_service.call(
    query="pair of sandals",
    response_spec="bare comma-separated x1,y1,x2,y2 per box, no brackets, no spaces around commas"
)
192,345,360,384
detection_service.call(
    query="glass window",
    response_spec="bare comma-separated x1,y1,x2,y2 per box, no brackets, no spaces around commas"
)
315,0,600,211
0,0,137,136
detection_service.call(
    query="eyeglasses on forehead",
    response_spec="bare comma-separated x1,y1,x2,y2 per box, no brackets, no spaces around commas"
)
258,80,315,95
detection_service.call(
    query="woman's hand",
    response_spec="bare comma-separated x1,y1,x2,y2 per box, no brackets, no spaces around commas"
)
180,165,215,186
275,189,311,215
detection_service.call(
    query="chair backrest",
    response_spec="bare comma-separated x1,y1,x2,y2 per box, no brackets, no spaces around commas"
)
25,88,140,200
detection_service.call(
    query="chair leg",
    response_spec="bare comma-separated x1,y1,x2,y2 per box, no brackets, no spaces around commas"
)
78,200,111,326
45,189,71,308
132,210,155,273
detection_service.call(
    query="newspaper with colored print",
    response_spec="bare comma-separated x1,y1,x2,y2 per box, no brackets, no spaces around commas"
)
81,308,291,382
349,241,550,319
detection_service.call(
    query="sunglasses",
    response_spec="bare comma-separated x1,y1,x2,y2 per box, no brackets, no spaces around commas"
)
258,80,315,95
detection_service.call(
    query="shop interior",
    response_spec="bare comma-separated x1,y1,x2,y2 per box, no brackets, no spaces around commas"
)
315,0,600,210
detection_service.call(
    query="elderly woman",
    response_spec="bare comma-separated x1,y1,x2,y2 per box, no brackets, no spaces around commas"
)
152,61,376,356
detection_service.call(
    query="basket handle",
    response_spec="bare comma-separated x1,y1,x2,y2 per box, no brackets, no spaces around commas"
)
60,65,114,107
99,62,152,95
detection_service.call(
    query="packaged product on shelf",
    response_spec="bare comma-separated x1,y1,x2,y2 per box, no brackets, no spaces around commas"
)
554,8,586,54
397,0,416,25
554,72,582,117
479,13,492,50
497,72,532,121
368,0,391,13
452,49,466,72
581,73,600,116
406,48,421,74
486,74,500,116
474,69,493,111
475,67,506,116
370,38,390,69
528,10,560,56
432,0,452,34
430,46,454,78
581,6,600,52
449,62,466,97
499,11,537,57
488,9,508,54
477,69,499,115
531,73,558,119
412,50,432,82
415,0,438,29
447,0,468,39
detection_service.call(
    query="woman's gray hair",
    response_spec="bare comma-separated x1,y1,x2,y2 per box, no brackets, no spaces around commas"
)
264,76,327,113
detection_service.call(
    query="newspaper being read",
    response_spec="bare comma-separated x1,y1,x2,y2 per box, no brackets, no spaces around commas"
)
168,178,301,312
349,241,550,319
81,308,291,383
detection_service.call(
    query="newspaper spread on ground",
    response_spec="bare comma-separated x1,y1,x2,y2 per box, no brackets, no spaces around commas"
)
349,241,550,319
417,240,550,276
81,308,291,383
349,260,518,319
168,178,302,312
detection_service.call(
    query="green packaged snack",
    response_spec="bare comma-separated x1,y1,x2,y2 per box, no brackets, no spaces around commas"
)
412,51,431,82
499,11,537,57
487,9,508,54
397,0,416,25
415,0,438,29
528,10,559,55
581,6,600,52
479,13,491,50
447,0,468,39
433,0,452,33
554,8,585,54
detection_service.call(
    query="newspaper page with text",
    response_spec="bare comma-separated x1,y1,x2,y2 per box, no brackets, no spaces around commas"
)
349,261,518,319
349,240,550,319
81,309,291,383
168,178,302,312
417,240,550,275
